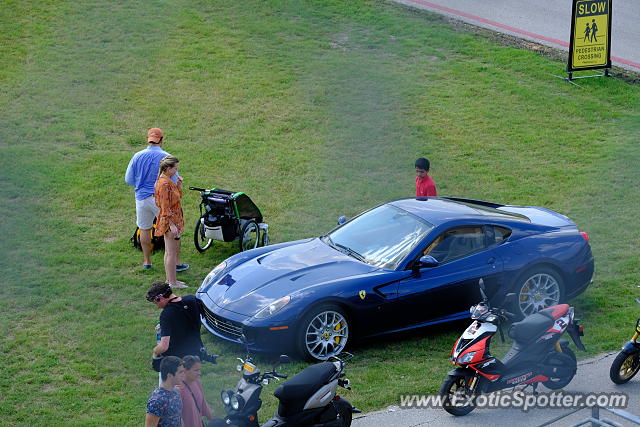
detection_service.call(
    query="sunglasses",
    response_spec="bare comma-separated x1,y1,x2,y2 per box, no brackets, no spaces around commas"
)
146,294,163,303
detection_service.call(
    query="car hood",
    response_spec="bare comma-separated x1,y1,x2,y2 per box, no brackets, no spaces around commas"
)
204,238,377,316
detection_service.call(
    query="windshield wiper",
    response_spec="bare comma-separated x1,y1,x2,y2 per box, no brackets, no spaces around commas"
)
334,243,367,263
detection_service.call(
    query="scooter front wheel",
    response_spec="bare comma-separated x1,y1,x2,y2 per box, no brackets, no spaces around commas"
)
440,375,476,416
610,351,640,384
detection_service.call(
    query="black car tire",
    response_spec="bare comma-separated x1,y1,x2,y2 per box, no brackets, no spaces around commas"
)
194,218,213,253
297,304,349,362
512,266,565,320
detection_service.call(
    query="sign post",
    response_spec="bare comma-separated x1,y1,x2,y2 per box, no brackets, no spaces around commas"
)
567,0,612,80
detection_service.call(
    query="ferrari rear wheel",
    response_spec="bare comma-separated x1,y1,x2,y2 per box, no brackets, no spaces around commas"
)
297,304,349,362
514,267,564,319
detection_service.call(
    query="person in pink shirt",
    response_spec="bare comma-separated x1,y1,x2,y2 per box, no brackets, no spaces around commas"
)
415,157,437,197
178,355,213,427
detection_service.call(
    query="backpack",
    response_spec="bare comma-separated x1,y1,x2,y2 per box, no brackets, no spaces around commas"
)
131,218,165,252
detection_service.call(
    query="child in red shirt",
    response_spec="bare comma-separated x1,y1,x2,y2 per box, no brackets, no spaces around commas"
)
415,157,437,197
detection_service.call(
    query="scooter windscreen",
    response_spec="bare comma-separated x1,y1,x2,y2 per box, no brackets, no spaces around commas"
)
470,303,489,320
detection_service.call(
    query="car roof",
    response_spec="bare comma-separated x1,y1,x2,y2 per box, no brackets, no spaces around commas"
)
388,197,529,227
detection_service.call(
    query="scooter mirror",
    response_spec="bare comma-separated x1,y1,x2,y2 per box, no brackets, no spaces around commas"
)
479,278,488,302
636,298,640,304
338,215,347,225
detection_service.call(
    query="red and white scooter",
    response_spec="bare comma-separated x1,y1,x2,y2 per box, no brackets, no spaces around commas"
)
441,279,586,416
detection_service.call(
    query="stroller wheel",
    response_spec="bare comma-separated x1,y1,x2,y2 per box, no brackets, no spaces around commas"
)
239,220,259,252
194,218,213,252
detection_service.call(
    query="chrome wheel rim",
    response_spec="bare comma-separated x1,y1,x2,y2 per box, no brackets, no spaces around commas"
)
519,273,560,316
304,310,348,360
618,354,640,381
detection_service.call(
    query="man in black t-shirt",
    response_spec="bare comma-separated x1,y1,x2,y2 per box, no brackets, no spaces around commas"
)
146,281,203,361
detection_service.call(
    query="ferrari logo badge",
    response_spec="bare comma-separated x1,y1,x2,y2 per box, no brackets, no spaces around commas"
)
359,290,366,300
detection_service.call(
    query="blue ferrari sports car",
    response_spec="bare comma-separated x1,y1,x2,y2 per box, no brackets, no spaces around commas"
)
196,197,594,361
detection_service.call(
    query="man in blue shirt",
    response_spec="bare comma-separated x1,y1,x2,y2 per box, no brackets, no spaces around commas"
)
145,356,184,427
125,128,188,272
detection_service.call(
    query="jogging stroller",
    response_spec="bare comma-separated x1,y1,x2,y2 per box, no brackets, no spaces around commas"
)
190,187,269,252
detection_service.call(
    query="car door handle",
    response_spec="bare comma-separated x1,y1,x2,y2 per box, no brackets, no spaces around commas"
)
487,257,496,265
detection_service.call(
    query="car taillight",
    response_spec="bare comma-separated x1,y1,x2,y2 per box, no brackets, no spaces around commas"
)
580,232,589,242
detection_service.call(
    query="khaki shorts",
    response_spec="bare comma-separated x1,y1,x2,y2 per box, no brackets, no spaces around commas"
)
136,196,159,229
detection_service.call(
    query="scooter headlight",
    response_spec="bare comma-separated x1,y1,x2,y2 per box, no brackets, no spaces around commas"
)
221,389,232,406
457,351,477,364
230,393,245,411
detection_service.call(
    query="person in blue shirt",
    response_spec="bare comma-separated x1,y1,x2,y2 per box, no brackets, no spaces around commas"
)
125,128,189,273
145,356,185,427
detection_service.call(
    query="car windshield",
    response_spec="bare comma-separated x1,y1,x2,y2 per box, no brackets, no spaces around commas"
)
324,204,434,269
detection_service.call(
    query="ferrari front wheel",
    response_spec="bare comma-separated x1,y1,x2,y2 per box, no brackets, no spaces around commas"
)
297,304,349,362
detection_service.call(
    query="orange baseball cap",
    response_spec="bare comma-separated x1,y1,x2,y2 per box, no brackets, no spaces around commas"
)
147,128,164,143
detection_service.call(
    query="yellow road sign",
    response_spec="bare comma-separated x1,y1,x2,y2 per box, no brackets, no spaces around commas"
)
568,0,612,71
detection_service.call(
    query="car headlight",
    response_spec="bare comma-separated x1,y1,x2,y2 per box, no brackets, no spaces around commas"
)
230,393,245,411
457,351,477,364
199,261,228,292
254,295,291,319
221,389,232,406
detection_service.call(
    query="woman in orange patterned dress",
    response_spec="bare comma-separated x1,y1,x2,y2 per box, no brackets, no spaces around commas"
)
154,155,187,288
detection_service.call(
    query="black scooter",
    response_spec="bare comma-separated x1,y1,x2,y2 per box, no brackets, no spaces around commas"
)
219,337,359,426
609,298,640,384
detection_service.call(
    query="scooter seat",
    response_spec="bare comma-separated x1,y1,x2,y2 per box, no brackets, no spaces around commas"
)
274,362,337,415
539,304,570,320
509,311,555,343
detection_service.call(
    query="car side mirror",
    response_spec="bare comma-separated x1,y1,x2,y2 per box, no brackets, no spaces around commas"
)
414,255,439,270
338,215,347,225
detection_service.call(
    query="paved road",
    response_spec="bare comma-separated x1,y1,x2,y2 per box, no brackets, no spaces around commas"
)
353,352,640,426
395,0,640,72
